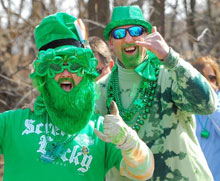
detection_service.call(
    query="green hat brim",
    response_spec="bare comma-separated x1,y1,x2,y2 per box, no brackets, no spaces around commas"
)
104,19,152,40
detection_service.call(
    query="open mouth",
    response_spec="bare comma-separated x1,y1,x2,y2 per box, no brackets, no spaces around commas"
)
59,81,74,92
124,46,137,54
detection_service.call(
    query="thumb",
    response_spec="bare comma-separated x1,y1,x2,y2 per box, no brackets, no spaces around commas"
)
110,101,119,115
152,26,157,33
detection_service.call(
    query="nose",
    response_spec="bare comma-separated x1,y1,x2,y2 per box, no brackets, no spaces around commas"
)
60,69,72,78
124,31,133,43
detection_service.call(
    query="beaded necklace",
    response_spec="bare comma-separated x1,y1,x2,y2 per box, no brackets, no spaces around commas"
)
106,62,160,132
196,116,210,139
40,114,77,163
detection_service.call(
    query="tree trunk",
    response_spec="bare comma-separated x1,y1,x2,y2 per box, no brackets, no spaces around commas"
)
149,0,165,36
88,0,110,38
184,0,197,49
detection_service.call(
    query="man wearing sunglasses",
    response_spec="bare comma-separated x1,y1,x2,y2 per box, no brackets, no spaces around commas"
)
88,36,114,81
0,12,155,181
96,5,217,181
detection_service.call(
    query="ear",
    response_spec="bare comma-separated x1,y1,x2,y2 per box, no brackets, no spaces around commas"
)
108,37,114,51
109,59,114,70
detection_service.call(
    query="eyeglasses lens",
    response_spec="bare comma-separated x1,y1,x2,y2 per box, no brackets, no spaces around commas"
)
129,26,144,37
112,26,144,39
96,68,103,74
113,29,126,39
208,75,216,82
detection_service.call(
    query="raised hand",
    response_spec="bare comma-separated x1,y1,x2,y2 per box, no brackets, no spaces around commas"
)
135,26,170,60
94,101,129,146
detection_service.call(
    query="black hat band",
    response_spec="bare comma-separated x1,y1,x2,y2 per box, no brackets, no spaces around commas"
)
39,38,84,51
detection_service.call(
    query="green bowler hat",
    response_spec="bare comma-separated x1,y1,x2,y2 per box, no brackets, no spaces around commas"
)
104,5,152,40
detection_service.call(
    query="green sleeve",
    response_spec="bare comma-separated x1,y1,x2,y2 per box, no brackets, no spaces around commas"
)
0,109,26,154
162,48,217,114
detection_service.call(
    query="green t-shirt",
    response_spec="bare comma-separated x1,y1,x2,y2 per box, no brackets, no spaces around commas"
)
0,108,122,181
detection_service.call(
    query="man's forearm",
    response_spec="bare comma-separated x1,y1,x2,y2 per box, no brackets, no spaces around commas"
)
118,127,154,180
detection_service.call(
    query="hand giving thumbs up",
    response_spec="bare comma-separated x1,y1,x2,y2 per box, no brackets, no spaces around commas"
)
94,101,129,146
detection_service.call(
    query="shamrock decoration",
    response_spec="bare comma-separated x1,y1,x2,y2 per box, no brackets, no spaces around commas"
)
30,47,99,79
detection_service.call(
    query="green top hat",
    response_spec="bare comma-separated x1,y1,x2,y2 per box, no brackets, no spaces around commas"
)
35,12,81,50
31,12,98,79
104,5,152,40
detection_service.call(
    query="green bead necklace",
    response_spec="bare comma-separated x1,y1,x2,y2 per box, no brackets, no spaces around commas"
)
106,63,160,132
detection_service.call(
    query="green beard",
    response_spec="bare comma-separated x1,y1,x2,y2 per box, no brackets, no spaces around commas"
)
41,76,96,134
121,46,143,68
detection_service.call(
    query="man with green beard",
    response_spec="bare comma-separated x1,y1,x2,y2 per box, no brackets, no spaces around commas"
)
96,5,217,181
0,12,154,181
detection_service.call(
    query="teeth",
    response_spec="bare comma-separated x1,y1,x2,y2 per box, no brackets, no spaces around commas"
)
60,81,73,92
62,81,71,85
125,47,135,51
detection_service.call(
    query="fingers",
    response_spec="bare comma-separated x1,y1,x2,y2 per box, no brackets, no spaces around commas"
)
152,26,157,33
134,26,158,45
94,128,111,142
110,101,119,115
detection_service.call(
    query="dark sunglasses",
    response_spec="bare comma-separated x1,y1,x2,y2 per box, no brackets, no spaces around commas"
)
208,75,217,82
112,26,145,39
96,67,104,74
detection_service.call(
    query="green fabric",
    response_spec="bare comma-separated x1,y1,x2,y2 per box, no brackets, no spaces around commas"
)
0,108,122,181
134,51,162,81
35,12,79,50
96,49,216,180
104,6,152,40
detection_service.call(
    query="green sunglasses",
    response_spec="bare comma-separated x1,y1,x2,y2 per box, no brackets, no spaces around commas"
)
30,48,98,79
